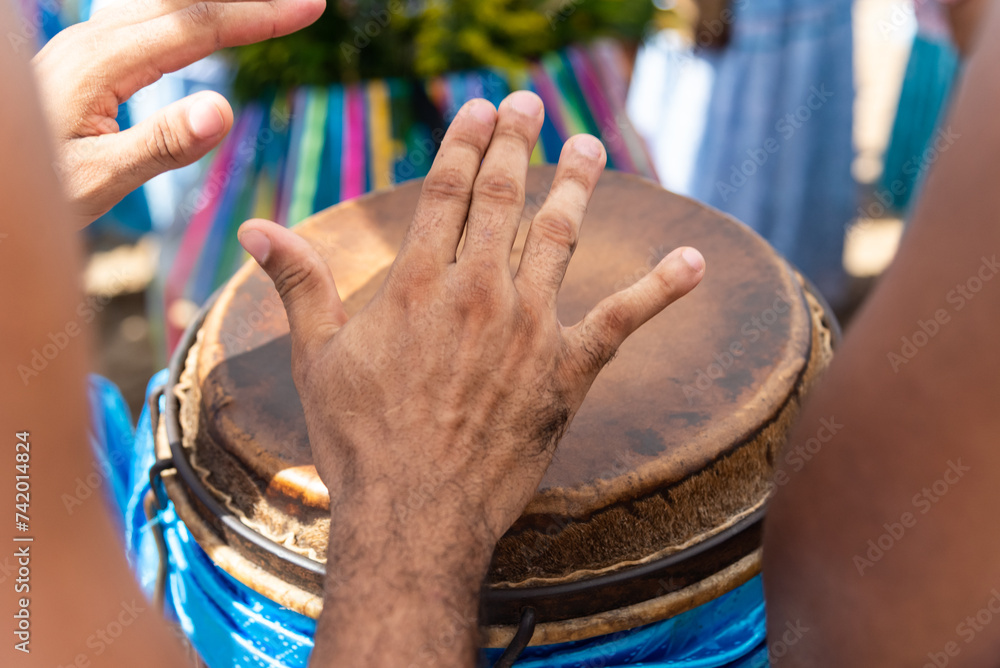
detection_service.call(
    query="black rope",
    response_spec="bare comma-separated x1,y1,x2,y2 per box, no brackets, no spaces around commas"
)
144,385,176,613
143,489,170,612
493,607,536,668
145,454,175,612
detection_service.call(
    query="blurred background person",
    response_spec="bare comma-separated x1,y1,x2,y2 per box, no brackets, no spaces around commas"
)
628,0,856,308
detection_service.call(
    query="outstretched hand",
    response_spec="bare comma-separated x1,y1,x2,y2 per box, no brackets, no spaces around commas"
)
32,0,325,227
238,91,705,666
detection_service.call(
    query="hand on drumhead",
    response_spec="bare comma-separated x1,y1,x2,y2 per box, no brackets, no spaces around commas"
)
238,92,704,664
31,0,325,228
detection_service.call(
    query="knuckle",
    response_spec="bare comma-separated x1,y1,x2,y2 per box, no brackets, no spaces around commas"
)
184,2,219,29
273,258,319,300
559,164,595,192
495,127,533,153
447,131,488,157
597,303,632,338
456,271,502,310
650,268,679,298
386,257,437,296
533,209,579,250
146,120,185,169
474,172,524,207
422,166,473,203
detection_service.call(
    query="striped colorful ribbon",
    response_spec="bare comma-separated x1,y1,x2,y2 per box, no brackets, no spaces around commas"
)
163,40,655,353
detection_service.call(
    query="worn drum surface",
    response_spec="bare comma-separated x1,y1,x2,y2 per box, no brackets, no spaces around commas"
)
159,166,835,647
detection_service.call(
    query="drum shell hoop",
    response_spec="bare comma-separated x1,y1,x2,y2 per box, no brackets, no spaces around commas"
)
160,272,835,644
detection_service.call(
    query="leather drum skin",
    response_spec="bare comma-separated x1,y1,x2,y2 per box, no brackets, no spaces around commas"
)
162,166,835,646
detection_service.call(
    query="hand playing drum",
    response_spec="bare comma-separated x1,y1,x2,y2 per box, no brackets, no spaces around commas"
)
156,88,836,665
234,91,706,665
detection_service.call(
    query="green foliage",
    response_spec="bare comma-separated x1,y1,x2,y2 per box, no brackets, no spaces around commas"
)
231,0,658,99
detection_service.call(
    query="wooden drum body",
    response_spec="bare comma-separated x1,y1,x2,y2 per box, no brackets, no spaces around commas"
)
156,167,836,648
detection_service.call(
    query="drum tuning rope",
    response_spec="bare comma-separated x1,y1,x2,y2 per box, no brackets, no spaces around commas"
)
145,385,176,613
492,606,536,668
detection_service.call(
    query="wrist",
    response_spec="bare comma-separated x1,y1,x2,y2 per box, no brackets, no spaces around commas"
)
313,499,491,668
326,475,498,563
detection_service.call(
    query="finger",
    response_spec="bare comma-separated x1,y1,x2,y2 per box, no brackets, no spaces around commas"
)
76,91,233,214
401,99,498,265
460,91,545,266
514,135,606,307
567,247,706,377
238,219,348,354
102,0,325,101
90,0,269,30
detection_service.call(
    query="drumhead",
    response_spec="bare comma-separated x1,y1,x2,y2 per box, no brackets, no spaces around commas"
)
161,167,836,643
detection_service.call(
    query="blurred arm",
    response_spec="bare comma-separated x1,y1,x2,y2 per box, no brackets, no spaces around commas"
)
0,4,189,667
945,0,991,57
764,2,1000,664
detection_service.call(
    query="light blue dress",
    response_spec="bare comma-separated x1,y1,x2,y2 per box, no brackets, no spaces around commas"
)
630,0,856,305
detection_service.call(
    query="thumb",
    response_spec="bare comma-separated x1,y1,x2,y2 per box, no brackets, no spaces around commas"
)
95,91,233,210
238,219,349,353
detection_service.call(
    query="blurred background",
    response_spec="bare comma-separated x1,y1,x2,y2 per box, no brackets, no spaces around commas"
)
23,0,967,415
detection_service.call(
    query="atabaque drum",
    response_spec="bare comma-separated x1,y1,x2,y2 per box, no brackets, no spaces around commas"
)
153,166,836,665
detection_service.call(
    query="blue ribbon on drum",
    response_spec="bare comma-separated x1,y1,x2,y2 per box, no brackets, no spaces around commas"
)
88,371,770,668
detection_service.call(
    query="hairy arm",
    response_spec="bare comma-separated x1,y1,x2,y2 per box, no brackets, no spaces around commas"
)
764,4,1000,665
239,92,705,667
0,4,189,668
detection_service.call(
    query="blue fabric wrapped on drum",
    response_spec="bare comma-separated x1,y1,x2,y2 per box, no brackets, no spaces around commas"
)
88,372,770,667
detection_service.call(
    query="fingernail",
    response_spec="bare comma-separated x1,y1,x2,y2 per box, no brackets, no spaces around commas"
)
189,98,225,139
465,99,496,124
681,247,705,273
239,229,271,264
508,91,543,116
573,135,603,159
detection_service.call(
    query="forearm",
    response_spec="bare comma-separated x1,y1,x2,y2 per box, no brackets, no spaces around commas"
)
247,91,699,668
764,3,1000,664
0,3,190,666
310,491,492,667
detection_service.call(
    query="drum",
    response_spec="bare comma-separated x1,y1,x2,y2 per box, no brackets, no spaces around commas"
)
150,167,836,666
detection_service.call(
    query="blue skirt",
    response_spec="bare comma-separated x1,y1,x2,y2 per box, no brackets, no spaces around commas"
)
628,0,855,304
